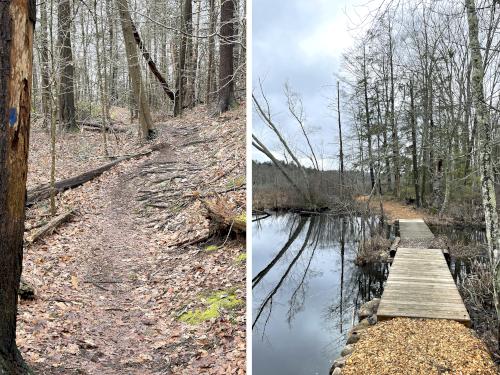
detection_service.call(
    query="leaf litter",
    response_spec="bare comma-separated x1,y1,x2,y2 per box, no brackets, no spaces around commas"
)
19,105,246,374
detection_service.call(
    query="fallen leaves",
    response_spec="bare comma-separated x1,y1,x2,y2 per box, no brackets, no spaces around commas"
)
18,105,246,374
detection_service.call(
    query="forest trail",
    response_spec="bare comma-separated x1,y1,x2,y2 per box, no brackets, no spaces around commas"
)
18,107,246,374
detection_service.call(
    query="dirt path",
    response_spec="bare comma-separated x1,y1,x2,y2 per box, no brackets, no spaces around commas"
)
18,108,246,374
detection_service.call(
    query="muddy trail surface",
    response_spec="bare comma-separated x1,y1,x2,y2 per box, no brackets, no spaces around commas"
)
18,107,246,374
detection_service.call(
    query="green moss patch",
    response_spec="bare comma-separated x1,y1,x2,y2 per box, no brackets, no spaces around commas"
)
236,253,246,262
205,245,219,252
178,290,243,325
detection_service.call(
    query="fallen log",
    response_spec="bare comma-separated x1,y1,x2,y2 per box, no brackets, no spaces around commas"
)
202,197,246,234
26,150,152,206
77,120,128,133
25,209,75,245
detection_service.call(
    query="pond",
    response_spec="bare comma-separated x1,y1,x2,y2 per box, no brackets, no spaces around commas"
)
252,213,388,375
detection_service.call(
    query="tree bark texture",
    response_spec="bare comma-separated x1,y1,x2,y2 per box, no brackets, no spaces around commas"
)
57,0,77,130
206,0,216,104
465,0,500,335
0,1,36,373
217,0,235,113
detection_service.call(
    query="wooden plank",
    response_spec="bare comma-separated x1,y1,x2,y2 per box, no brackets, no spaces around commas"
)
398,219,434,240
378,232,470,326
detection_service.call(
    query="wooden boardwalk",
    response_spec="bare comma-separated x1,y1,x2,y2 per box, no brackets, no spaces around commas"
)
398,218,434,240
377,220,470,326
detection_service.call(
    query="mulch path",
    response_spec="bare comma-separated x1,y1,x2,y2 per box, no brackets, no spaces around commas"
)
342,318,498,375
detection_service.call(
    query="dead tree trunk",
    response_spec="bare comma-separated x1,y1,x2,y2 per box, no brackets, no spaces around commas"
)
0,1,36,372
466,0,500,341
57,0,77,130
217,0,236,114
129,19,176,103
115,0,155,140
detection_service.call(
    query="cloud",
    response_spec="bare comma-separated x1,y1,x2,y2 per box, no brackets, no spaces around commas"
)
252,0,386,169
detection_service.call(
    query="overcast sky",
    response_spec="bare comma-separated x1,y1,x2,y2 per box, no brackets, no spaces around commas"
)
252,0,385,169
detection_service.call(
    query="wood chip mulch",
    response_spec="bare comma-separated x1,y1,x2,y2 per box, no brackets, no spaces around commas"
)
342,318,498,375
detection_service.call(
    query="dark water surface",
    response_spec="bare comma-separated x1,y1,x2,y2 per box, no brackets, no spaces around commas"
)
252,213,387,375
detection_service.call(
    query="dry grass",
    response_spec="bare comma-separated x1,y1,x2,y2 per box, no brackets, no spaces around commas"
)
342,318,498,375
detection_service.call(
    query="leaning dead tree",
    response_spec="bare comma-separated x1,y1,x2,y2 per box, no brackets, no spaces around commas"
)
252,86,317,207
0,1,36,372
115,0,155,140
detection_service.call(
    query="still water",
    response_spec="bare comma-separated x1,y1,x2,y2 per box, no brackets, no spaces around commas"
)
252,213,388,375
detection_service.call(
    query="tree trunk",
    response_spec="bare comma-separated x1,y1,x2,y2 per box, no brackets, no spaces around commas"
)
409,79,420,207
363,45,375,190
40,0,50,128
217,0,236,114
57,0,77,130
174,0,192,115
206,0,216,105
192,0,202,105
93,0,109,156
388,20,400,198
465,0,500,341
183,0,194,108
0,1,36,373
337,81,344,197
115,0,155,140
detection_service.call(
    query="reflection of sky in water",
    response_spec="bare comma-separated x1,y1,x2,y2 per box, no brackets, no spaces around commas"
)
252,214,380,375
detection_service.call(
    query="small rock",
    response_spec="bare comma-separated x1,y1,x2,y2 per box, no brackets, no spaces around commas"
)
332,367,342,375
358,315,377,327
358,298,381,319
346,331,361,345
367,314,377,325
333,356,346,368
341,344,354,357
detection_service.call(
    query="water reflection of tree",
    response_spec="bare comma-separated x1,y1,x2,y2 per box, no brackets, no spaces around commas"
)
253,214,386,332
253,213,392,345
253,216,317,328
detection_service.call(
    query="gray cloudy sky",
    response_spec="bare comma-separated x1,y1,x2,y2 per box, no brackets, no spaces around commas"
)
252,0,384,169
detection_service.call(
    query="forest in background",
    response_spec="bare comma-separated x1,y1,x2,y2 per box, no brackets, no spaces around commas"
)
33,0,246,136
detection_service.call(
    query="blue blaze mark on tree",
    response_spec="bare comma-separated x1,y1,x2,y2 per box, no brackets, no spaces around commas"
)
9,108,17,127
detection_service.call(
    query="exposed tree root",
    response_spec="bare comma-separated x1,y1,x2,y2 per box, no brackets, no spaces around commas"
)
202,197,246,234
